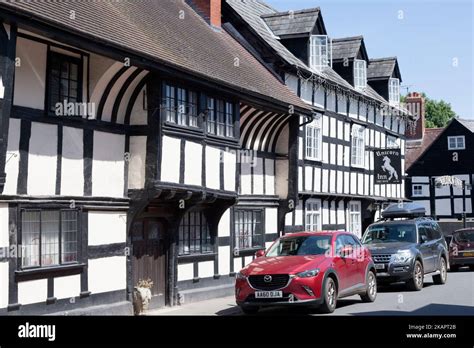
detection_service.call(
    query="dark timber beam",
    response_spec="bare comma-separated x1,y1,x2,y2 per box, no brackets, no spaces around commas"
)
0,21,17,193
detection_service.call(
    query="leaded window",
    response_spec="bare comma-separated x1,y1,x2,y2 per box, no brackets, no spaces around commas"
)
178,211,212,255
234,210,263,250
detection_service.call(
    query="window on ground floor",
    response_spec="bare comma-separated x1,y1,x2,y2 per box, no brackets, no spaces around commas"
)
305,199,321,232
348,201,362,238
178,210,212,256
234,209,264,250
21,209,79,268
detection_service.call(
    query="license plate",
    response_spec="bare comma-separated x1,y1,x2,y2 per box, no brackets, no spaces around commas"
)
462,252,474,257
255,291,283,298
375,264,386,270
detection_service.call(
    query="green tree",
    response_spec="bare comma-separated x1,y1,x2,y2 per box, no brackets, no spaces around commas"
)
402,93,456,128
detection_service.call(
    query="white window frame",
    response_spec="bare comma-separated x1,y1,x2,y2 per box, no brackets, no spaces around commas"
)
305,115,322,161
348,201,362,238
354,59,367,90
412,184,423,197
388,78,400,106
387,135,400,148
447,136,465,150
305,199,322,232
351,124,366,168
309,35,332,71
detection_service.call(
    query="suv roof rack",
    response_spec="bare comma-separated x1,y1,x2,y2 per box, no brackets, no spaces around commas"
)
380,202,426,220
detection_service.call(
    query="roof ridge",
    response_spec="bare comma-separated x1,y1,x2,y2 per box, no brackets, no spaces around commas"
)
370,57,398,62
333,35,364,42
260,7,320,18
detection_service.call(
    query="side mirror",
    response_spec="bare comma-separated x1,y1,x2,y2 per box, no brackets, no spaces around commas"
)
255,249,266,258
340,245,353,257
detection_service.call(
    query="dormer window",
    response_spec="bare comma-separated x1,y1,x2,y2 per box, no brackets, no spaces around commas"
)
389,78,400,106
309,35,332,71
354,59,367,90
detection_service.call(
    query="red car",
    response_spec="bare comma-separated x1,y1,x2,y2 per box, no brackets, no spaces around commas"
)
449,228,474,271
235,231,377,314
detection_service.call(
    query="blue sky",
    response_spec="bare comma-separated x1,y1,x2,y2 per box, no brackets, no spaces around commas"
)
266,0,474,119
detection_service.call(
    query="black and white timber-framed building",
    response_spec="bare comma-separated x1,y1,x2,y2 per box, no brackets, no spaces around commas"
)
224,1,412,239
0,0,314,314
405,105,473,226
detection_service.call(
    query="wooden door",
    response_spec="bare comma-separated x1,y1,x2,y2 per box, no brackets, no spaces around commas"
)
132,219,167,308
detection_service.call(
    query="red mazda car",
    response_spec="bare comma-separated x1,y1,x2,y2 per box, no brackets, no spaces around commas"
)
235,231,377,314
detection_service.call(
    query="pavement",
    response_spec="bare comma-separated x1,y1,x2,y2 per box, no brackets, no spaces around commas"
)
147,268,474,316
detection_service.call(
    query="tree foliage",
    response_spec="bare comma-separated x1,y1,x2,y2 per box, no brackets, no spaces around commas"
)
402,93,456,128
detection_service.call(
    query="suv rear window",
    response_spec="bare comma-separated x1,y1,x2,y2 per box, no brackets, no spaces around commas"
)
454,230,474,243
362,224,417,244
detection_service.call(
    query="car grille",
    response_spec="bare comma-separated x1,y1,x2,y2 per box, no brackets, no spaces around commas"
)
373,254,392,263
248,274,290,290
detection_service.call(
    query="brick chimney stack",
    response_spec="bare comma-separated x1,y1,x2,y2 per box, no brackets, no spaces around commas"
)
187,0,222,29
405,92,425,142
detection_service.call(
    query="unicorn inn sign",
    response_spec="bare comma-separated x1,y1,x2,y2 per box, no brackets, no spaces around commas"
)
374,149,402,184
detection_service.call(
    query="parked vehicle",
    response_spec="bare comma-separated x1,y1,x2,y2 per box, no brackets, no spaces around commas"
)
361,203,448,291
235,231,377,314
448,228,474,271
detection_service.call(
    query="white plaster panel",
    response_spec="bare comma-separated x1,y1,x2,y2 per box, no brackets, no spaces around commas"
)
88,211,127,246
88,256,126,294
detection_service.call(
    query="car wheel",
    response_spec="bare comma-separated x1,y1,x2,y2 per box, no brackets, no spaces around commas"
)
239,305,259,315
449,265,460,272
319,277,337,313
433,258,447,284
406,260,423,291
360,270,377,302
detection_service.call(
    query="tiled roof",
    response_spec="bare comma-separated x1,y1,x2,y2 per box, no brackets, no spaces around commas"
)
332,36,363,61
261,8,320,37
458,118,474,133
0,0,310,111
226,0,404,110
406,128,444,169
367,57,397,80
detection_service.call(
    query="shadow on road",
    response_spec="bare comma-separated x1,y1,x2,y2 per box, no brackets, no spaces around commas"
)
352,303,474,316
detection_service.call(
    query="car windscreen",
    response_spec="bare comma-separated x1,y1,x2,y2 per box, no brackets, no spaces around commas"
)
454,230,474,243
266,235,332,256
362,224,417,244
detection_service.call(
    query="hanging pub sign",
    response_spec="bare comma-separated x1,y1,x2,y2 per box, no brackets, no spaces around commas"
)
374,149,402,184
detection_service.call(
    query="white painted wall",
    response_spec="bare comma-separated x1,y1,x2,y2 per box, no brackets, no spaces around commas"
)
88,211,127,246
128,136,147,189
223,150,236,192
264,158,275,195
184,141,202,186
241,162,251,194
4,118,20,195
265,207,278,236
161,136,180,183
218,209,230,237
18,279,47,305
198,261,214,278
0,262,8,309
177,263,193,281
275,159,288,198
27,122,57,196
300,80,312,104
14,37,47,109
88,256,126,294
61,127,84,196
435,199,451,216
253,157,264,195
54,274,80,300
218,246,230,275
314,86,325,108
0,204,8,248
92,131,125,197
206,146,220,190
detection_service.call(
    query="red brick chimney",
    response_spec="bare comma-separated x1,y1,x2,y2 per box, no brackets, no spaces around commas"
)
405,92,425,141
187,0,221,28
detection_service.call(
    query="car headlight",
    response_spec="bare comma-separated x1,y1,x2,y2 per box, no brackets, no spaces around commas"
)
236,272,247,280
296,269,320,278
390,250,413,264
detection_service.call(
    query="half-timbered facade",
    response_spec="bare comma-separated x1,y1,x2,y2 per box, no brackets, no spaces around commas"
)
224,1,411,239
0,0,311,314
406,116,473,222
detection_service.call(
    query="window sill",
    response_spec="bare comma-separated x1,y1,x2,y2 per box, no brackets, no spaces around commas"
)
177,253,216,264
15,263,86,282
